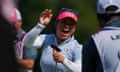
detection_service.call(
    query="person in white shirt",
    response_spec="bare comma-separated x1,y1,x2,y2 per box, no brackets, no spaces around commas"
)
24,8,83,72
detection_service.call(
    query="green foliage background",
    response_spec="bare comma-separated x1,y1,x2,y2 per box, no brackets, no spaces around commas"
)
18,0,100,72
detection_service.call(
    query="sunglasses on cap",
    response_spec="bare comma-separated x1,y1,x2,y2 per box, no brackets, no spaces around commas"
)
59,8,79,15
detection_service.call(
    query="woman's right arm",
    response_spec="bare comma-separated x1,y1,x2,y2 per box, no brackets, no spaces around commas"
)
23,9,53,48
23,23,46,48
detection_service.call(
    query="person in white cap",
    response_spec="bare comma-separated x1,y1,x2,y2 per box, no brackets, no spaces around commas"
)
12,8,37,72
23,8,82,72
82,0,120,72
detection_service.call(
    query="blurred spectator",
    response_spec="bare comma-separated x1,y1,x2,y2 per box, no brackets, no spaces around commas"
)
0,0,18,71
12,8,37,72
82,0,120,72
